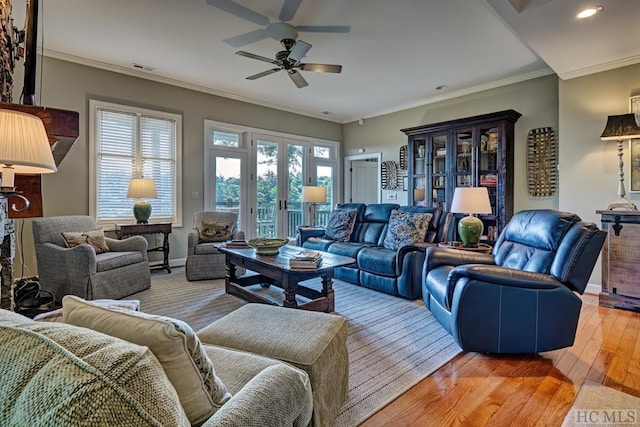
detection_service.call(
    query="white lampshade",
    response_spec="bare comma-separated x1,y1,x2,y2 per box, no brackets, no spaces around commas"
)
450,187,492,215
302,186,327,203
127,178,158,199
0,109,56,188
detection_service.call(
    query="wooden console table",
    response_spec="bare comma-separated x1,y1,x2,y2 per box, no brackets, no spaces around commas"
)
597,210,640,311
116,222,172,273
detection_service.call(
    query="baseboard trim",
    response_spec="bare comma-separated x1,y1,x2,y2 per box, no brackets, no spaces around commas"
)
584,283,601,296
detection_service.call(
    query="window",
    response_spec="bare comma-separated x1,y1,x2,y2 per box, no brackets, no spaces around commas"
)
90,100,182,227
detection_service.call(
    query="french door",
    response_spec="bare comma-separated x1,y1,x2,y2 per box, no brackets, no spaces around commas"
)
206,148,248,234
253,134,308,240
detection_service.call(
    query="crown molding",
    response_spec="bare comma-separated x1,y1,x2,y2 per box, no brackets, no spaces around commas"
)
42,49,344,123
558,55,640,80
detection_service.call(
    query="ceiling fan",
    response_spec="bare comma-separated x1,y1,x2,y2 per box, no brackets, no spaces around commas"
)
236,38,342,88
206,0,351,47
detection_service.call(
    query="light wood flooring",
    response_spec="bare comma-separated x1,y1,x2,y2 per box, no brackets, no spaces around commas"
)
361,293,640,426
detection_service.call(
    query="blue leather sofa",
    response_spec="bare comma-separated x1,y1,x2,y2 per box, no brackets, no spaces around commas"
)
422,209,606,353
298,203,453,299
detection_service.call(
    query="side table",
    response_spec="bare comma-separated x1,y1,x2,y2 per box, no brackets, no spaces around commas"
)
437,241,493,254
116,222,172,273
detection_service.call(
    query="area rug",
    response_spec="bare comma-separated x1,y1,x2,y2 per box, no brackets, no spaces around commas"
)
134,269,462,426
562,380,640,426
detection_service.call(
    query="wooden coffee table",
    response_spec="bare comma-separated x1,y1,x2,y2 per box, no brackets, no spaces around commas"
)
217,244,355,312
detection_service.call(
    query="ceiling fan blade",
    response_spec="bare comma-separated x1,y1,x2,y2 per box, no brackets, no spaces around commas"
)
300,63,342,73
224,29,269,47
236,51,281,66
279,0,302,22
288,70,308,88
295,25,351,33
246,68,282,80
206,0,270,26
288,40,312,62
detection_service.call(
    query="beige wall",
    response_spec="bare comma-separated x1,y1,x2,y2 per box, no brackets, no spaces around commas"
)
16,57,342,275
557,63,640,288
342,75,560,212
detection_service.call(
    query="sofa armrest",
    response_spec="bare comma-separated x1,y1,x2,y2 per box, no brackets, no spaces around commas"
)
202,364,313,427
297,226,326,246
105,236,148,259
424,247,495,271
451,264,564,290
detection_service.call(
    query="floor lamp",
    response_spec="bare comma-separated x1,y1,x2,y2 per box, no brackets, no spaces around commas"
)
600,113,640,211
0,109,57,309
302,186,327,227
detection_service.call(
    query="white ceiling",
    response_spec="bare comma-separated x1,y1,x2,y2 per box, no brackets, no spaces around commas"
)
12,0,640,123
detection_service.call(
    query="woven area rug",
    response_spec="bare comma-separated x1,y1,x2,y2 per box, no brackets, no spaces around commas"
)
133,269,462,426
562,380,640,426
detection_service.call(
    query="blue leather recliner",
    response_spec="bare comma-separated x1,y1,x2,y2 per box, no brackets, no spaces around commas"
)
422,209,606,353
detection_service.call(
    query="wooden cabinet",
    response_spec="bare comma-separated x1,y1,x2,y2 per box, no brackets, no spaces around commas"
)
597,211,640,311
401,110,521,233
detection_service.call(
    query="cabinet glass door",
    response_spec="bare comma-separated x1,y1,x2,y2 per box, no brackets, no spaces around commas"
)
479,126,499,238
431,134,447,208
412,138,427,206
455,130,473,187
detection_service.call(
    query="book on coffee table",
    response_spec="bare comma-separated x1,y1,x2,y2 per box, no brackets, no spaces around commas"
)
289,250,322,269
223,240,251,249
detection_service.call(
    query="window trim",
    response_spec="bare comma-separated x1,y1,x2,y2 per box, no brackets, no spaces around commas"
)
89,99,183,228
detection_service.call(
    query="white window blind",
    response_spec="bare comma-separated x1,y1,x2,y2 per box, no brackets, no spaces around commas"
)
91,101,181,225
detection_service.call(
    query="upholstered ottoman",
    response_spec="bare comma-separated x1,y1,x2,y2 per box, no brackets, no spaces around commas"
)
196,304,349,427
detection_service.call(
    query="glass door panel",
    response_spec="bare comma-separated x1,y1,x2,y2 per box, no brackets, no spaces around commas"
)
209,150,247,234
455,130,472,187
316,165,334,227
256,139,279,238
286,143,305,239
479,126,499,234
431,134,447,208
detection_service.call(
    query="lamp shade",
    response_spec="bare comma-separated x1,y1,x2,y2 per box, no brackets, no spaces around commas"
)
0,109,56,174
302,186,327,203
127,178,157,199
450,187,492,214
600,114,640,140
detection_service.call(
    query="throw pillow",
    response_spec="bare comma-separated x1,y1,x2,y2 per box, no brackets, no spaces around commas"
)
325,209,357,242
383,210,433,250
62,295,231,426
61,228,110,254
198,221,234,242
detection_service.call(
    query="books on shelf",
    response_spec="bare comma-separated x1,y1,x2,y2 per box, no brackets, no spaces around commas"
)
289,250,322,269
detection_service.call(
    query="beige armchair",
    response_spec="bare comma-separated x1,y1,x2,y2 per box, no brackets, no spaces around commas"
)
186,211,244,281
32,215,151,303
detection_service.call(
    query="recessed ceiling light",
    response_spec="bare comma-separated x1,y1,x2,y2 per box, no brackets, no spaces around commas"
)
321,111,331,115
436,85,448,91
577,6,602,19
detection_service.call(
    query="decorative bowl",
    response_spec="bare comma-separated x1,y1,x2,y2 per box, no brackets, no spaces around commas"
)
247,238,289,255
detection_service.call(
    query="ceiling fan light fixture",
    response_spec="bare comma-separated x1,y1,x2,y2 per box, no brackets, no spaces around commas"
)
577,6,602,19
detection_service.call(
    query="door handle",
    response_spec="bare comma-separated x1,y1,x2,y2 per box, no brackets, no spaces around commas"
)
284,200,288,210
279,200,282,210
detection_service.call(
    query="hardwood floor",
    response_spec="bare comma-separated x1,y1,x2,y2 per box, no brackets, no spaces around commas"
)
361,293,640,426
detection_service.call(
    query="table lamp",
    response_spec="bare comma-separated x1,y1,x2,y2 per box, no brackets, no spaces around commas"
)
0,109,56,199
127,178,157,224
600,113,640,211
450,187,492,247
302,185,327,226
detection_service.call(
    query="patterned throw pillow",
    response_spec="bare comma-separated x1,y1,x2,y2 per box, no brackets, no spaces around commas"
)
62,295,231,426
198,221,234,242
325,209,357,241
61,229,110,254
383,210,433,250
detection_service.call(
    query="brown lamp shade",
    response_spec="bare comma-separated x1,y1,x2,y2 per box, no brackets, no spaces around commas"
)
600,113,640,140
